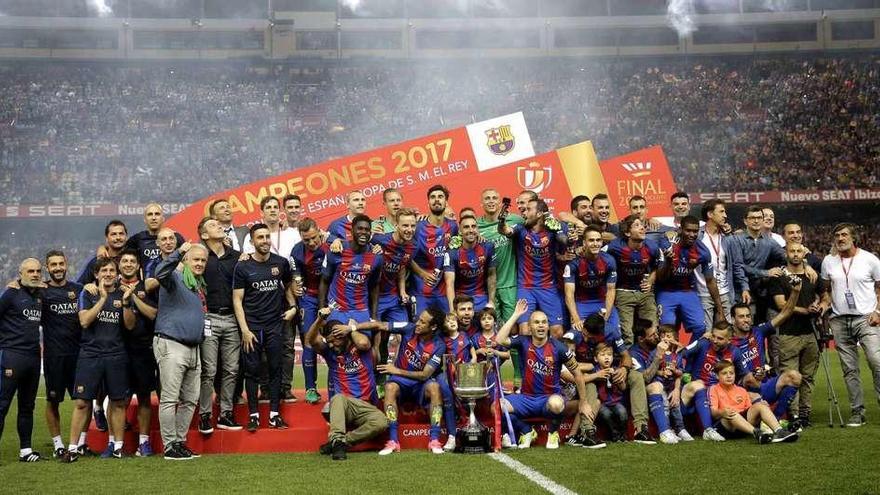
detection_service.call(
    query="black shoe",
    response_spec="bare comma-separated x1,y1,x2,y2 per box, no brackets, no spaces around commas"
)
247,415,259,432
331,439,348,460
319,442,332,455
53,447,67,459
75,445,97,457
580,430,607,449
19,451,43,462
61,450,79,464
217,411,243,431
179,443,201,458
753,428,773,444
93,409,108,432
268,415,289,429
633,427,657,445
771,428,798,443
198,413,214,435
564,435,582,447
164,443,192,461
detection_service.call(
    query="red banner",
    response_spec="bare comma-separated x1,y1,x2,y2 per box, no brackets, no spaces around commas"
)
690,188,880,205
599,145,678,221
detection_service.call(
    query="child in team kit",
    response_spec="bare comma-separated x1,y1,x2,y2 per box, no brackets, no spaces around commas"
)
593,344,629,443
708,360,799,444
655,325,692,441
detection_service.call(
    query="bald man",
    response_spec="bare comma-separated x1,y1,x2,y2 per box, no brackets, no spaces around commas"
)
126,203,184,278
0,258,45,462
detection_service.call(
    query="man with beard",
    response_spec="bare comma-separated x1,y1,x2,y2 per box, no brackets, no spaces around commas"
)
476,188,524,323
591,194,618,241
320,214,383,327
328,191,367,243
290,218,329,405
410,185,458,314
444,213,496,313
515,190,538,216
656,191,692,229
498,197,569,338
697,199,750,331
453,294,478,337
76,219,128,285
64,258,136,461
0,258,46,462
40,251,85,458
655,216,725,343
126,203,184,279
564,225,619,336
233,224,297,431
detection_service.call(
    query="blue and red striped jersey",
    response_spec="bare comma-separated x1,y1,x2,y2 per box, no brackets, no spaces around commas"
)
444,242,495,297
605,238,663,291
512,223,567,290
320,343,378,404
290,242,327,298
563,326,626,363
596,374,625,406
508,336,573,395
470,331,507,363
390,322,445,374
326,215,352,243
371,233,416,297
563,252,618,303
656,242,714,292
444,332,473,364
412,219,458,297
683,339,747,386
730,322,773,375
322,242,383,311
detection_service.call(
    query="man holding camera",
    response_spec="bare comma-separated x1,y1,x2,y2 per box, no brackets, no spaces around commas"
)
818,223,880,427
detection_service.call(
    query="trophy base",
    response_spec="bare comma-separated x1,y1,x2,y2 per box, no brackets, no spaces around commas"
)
454,423,492,454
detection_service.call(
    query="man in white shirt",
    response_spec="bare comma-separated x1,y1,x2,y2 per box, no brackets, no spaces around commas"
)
762,207,786,247
696,199,750,330
818,222,880,427
242,196,301,258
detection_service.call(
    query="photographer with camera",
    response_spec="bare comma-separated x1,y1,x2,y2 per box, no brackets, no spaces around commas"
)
769,242,823,430
818,223,880,427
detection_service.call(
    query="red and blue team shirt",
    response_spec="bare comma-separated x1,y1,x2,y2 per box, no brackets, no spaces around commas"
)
320,343,378,404
730,322,773,375
563,328,626,364
389,322,445,374
605,238,663,291
512,223,568,289
596,374,625,406
642,347,685,391
683,339,747,386
290,242,327,298
656,242,714,293
444,242,496,297
563,252,618,303
508,336,574,395
627,343,653,372
327,215,352,243
444,332,473,364
371,233,416,297
470,331,507,363
322,242,383,311
412,219,458,297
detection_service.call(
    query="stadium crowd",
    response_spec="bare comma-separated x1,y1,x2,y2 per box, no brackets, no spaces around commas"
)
2,186,879,463
2,55,880,205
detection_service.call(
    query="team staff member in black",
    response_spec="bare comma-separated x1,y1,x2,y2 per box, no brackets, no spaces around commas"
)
41,250,85,458
126,203,184,279
63,258,135,462
233,223,297,432
118,249,158,456
0,258,45,462
198,216,243,433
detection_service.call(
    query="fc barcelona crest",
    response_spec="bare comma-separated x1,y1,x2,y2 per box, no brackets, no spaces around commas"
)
68,291,77,300
545,355,554,366
486,125,515,156
271,266,280,276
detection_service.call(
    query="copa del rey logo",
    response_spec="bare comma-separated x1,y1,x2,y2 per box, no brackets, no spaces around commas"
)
517,161,553,194
485,125,515,156
621,161,653,178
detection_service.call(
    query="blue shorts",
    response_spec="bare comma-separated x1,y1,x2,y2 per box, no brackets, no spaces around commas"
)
328,308,372,325
44,353,78,403
387,376,436,407
415,295,449,315
506,393,555,419
470,295,489,313
74,353,130,401
759,376,780,404
377,294,409,322
576,301,622,337
657,290,706,335
517,288,564,325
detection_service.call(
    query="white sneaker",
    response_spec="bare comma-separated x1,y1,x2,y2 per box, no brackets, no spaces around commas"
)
702,427,726,442
676,429,694,442
545,432,560,449
443,436,456,452
378,440,400,456
518,429,538,449
659,430,679,444
501,433,515,449
428,440,444,454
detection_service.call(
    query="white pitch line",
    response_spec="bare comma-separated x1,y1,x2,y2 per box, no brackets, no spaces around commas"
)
489,453,579,495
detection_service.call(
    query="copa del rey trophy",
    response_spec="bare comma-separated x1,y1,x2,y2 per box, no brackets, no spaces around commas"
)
449,358,492,454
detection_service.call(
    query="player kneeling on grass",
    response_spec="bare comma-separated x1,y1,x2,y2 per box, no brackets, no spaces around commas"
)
708,360,799,444
496,299,591,449
357,308,447,455
306,307,388,460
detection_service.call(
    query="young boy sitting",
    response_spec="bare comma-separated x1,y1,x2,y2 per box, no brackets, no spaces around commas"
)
594,343,629,443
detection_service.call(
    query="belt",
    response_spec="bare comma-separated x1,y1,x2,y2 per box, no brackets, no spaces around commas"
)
209,307,234,316
156,333,196,347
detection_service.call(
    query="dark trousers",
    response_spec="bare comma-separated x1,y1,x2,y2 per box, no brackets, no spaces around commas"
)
241,328,283,414
0,349,40,450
